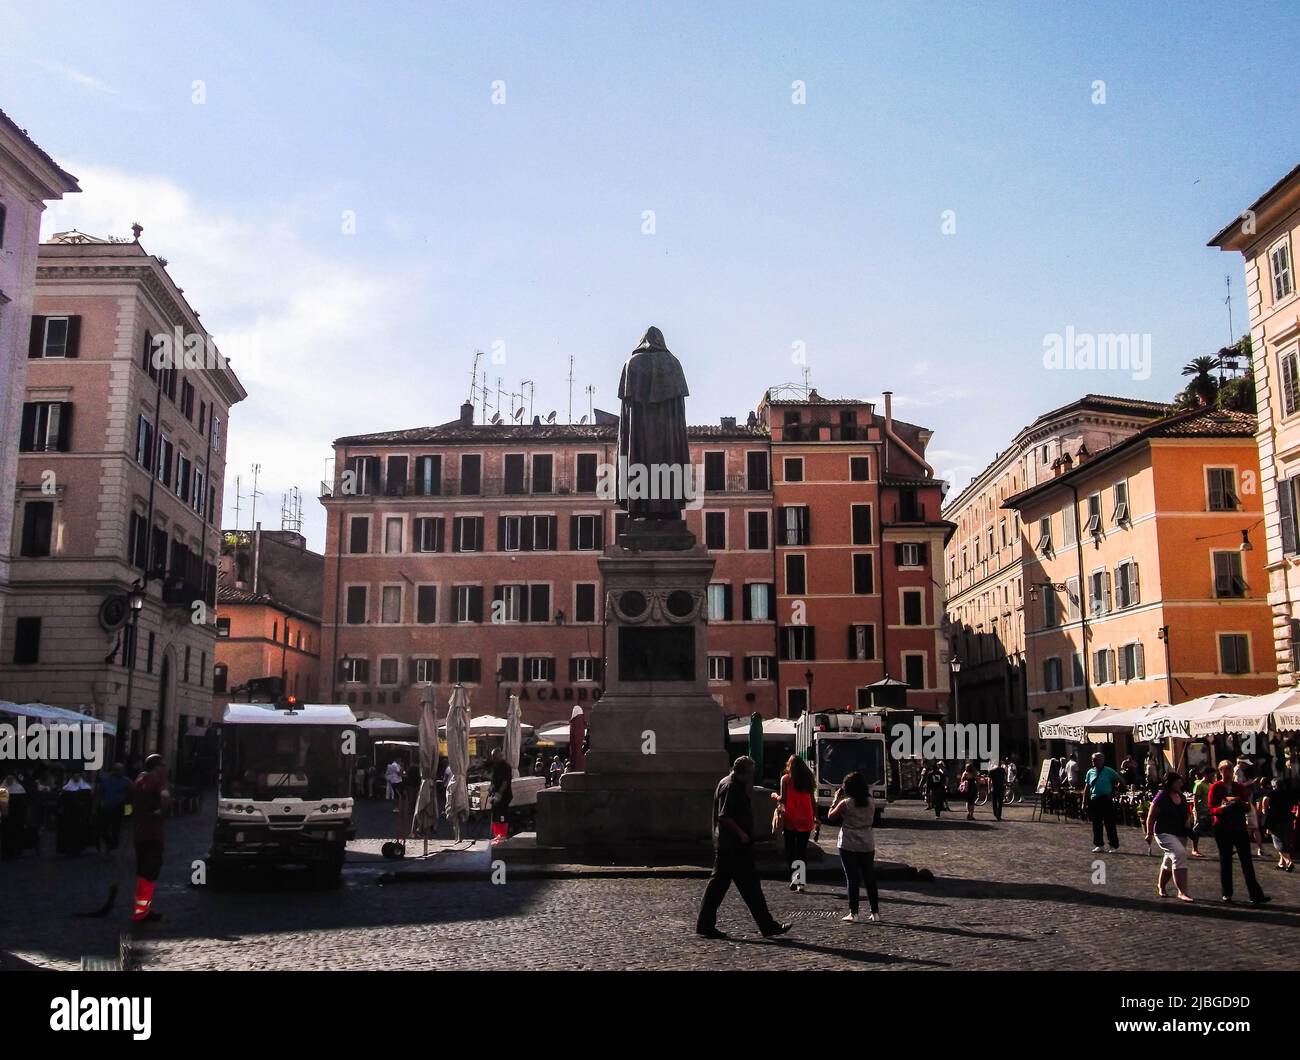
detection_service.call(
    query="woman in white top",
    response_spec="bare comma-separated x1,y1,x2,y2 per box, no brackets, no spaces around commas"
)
827,771,880,923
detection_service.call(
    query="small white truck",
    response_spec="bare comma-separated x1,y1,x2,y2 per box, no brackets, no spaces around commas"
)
796,710,890,823
467,774,547,829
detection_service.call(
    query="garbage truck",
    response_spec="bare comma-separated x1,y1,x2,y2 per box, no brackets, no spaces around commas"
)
207,702,358,885
795,710,890,823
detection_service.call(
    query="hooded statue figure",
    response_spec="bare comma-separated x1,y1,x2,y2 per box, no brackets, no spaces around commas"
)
616,326,692,521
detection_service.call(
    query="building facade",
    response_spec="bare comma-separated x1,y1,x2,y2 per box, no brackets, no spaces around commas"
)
1004,408,1276,751
761,389,951,717
0,111,78,641
0,231,246,763
942,395,1167,762
212,528,324,718
1210,165,1300,685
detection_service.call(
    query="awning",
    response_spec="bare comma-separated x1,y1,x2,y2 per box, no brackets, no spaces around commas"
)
1037,707,1123,742
356,717,418,734
536,724,570,745
1079,702,1166,734
0,702,117,735
727,718,799,737
1132,694,1248,742
1189,688,1300,736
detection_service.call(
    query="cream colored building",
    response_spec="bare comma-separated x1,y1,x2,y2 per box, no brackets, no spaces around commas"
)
942,394,1165,762
0,111,78,640
0,232,246,762
1210,164,1300,686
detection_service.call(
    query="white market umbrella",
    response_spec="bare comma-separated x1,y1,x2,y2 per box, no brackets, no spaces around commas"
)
411,691,440,847
443,685,471,840
1189,688,1300,736
1132,694,1248,742
504,693,523,779
726,717,799,738
536,723,571,745
1080,701,1166,733
1037,706,1124,742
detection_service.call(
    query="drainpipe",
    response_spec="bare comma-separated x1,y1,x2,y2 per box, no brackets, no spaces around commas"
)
882,391,934,478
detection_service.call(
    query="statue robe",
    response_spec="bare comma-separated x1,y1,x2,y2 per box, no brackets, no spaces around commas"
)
616,344,691,518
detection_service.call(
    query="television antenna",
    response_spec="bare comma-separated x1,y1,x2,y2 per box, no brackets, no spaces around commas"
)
248,464,263,531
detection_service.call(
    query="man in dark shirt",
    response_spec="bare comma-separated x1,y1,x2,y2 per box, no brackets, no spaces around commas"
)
696,756,792,940
988,761,1006,821
488,749,513,844
131,754,170,923
95,762,132,856
1208,759,1269,905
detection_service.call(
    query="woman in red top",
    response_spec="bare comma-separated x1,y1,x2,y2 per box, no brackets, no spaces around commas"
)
773,755,816,892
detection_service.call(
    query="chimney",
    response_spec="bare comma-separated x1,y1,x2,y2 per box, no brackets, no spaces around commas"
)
883,391,893,429
459,401,474,426
720,416,737,429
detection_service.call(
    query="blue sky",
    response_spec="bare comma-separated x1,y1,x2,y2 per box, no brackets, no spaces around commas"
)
4,1,1298,549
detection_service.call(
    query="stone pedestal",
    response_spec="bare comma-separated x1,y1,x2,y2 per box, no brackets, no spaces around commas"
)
536,539,730,846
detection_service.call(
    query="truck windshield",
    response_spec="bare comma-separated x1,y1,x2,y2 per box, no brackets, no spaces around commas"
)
221,725,351,800
817,739,885,787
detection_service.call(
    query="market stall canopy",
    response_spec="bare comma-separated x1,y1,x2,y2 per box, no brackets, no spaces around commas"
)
467,714,534,734
356,717,419,736
1081,702,1166,733
1036,707,1123,742
1132,694,1248,742
727,718,799,737
535,723,570,745
1188,688,1300,736
0,702,117,735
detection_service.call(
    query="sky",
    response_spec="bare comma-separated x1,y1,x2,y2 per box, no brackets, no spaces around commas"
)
4,1,1298,551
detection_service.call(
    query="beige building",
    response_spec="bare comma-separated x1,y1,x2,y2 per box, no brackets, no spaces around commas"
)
0,111,78,639
1004,408,1275,748
1210,164,1300,685
942,395,1166,762
0,231,246,763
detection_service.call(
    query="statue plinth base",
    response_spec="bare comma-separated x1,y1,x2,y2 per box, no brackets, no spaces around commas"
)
616,515,695,552
536,538,729,847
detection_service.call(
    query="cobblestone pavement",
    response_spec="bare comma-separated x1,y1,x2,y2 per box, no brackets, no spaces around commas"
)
4,796,1299,970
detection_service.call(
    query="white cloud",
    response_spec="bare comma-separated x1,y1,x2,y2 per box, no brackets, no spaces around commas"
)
32,59,119,96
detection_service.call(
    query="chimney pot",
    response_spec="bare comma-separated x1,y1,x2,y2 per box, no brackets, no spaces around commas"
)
459,401,474,426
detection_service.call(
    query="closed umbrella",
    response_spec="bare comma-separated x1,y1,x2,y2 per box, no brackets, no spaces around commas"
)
747,712,765,781
411,691,440,849
504,693,523,779
444,685,471,841
568,705,586,772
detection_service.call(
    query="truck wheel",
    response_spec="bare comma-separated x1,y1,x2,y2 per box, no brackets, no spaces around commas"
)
873,808,884,826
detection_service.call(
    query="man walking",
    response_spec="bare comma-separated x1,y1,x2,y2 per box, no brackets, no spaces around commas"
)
1084,752,1121,853
1208,759,1270,905
697,756,791,940
130,754,170,924
95,762,132,857
988,759,1006,821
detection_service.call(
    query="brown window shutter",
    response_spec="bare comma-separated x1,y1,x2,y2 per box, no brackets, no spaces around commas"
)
28,316,45,358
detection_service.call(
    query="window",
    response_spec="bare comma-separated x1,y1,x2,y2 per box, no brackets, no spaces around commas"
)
1062,503,1077,546
135,415,154,467
1037,516,1052,555
704,452,725,492
385,517,403,553
572,452,599,494
18,401,71,452
378,658,400,685
784,457,804,482
1271,237,1294,302
213,663,228,694
896,542,924,567
340,657,369,684
903,654,925,690
127,510,149,568
1043,588,1059,627
1113,480,1130,524
503,454,526,494
850,456,870,481
707,583,732,621
198,400,207,436
1219,634,1250,675
345,586,368,624
180,379,195,420
1093,648,1115,684
498,656,521,683
176,453,192,501
526,656,556,683
573,657,598,683
29,315,79,358
210,416,222,453
1213,551,1247,598
573,514,601,551
216,617,231,637
384,455,408,495
1282,476,1300,555
742,582,773,621
193,469,205,515
1206,467,1239,511
1117,642,1145,682
781,505,810,545
575,583,597,623
1084,493,1102,536
1066,575,1081,621
495,584,526,623
746,510,769,550
20,501,54,558
1072,652,1085,687
500,514,523,552
450,657,481,684
414,517,444,553
452,516,484,552
381,586,402,624
415,455,442,496
528,584,551,623
459,454,482,495
848,624,875,661
1043,657,1063,692
531,515,557,551
707,655,733,681
348,516,370,554
851,504,872,545
531,454,553,494
343,455,380,495
852,554,873,594
1088,570,1111,616
746,451,769,491
14,617,41,664
902,589,924,626
1283,349,1300,417
746,655,773,682
0,203,5,248
785,554,806,595
1115,560,1140,609
413,658,440,684
159,436,174,487
704,511,726,550
454,586,484,623
780,625,816,660
787,687,809,717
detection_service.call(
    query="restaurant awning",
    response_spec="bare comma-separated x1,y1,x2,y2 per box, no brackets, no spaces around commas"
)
1132,694,1248,742
727,718,799,737
1036,707,1124,742
1188,688,1300,736
0,702,117,735
1078,702,1166,733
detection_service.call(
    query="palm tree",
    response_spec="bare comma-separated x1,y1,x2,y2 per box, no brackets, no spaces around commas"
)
1180,356,1220,407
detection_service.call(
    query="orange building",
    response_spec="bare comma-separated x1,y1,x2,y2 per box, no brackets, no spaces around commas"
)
1005,407,1276,748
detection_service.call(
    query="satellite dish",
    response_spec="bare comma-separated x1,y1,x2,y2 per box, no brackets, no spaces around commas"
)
546,411,557,423
580,415,588,424
491,413,502,424
513,407,524,421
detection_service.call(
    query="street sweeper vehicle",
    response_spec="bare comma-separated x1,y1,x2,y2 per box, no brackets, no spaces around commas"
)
796,710,890,823
207,702,358,885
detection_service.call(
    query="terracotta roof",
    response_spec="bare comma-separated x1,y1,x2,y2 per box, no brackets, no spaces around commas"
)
218,586,273,606
1002,406,1257,509
1026,393,1170,430
0,108,79,191
336,422,768,446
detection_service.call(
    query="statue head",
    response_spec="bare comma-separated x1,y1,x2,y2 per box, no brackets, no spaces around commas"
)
634,326,669,353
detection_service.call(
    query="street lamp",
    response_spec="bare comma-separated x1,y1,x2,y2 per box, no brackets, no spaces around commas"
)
121,579,147,757
950,657,961,725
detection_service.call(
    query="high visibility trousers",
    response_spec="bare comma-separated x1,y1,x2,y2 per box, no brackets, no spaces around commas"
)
133,839,163,921
132,878,156,922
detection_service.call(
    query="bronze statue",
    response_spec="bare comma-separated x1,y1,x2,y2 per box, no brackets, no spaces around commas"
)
616,326,692,527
